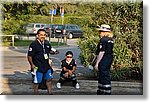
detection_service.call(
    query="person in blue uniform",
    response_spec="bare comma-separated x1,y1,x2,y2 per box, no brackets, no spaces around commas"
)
95,24,114,95
56,51,80,89
27,29,59,95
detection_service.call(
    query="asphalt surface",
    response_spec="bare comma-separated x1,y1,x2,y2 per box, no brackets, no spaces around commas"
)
0,41,143,95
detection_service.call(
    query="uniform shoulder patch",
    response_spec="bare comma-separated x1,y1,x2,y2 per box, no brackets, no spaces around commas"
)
108,40,114,43
46,45,50,48
75,60,77,64
99,45,102,49
29,47,32,51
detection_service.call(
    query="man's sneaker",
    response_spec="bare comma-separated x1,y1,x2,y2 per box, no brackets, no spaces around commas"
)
75,83,80,89
56,82,61,89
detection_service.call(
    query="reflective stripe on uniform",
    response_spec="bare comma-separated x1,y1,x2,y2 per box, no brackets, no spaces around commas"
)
98,83,111,88
98,83,111,94
98,89,111,93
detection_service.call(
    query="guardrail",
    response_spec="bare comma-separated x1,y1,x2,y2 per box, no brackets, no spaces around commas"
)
0,35,15,47
0,34,68,47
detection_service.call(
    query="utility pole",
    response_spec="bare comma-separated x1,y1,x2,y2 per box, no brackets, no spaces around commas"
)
49,3,54,42
50,4,54,24
60,1,67,44
60,0,64,25
61,7,64,25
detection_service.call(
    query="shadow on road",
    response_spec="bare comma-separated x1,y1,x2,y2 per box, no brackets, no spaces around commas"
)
1,70,34,95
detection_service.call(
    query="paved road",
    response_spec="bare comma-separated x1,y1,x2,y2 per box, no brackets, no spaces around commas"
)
1,78,143,95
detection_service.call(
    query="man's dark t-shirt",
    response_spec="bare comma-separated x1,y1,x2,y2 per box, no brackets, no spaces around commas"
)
96,36,114,55
27,40,52,73
96,36,114,67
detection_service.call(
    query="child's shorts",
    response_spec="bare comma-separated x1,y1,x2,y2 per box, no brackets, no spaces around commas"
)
32,69,53,84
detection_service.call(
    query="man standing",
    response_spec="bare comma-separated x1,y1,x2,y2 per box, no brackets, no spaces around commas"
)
95,24,114,95
27,29,59,95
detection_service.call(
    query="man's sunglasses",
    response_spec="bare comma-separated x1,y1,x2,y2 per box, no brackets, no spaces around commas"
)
66,56,72,58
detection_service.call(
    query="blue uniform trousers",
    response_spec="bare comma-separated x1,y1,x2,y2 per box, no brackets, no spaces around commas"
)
97,55,113,95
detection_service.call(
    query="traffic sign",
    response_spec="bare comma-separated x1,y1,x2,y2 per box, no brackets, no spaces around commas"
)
53,9,56,15
50,9,52,14
50,9,56,15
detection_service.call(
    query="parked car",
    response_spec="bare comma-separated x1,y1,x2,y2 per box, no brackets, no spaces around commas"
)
53,24,64,38
43,24,51,33
43,24,61,38
54,24,83,39
25,23,46,35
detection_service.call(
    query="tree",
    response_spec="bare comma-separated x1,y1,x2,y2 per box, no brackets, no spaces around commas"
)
77,1,143,80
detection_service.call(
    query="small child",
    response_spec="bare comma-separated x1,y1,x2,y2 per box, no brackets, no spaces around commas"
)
56,51,80,89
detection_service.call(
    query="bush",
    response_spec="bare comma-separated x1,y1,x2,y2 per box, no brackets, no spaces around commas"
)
111,66,143,81
77,1,143,81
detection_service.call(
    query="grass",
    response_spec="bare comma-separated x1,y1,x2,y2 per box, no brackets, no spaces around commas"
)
2,39,66,46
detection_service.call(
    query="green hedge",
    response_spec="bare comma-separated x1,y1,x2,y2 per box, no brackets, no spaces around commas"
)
77,2,143,80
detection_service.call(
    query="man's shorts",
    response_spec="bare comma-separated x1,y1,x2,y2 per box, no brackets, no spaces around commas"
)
32,69,53,84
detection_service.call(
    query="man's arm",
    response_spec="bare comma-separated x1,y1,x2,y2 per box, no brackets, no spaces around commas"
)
71,66,76,72
94,51,105,70
63,67,69,78
50,47,59,54
27,56,35,72
68,66,76,76
63,67,69,72
71,60,77,73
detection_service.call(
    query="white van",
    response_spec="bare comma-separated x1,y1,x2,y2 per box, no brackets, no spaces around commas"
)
25,23,46,35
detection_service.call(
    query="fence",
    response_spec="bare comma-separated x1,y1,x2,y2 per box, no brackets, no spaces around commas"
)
0,34,68,47
0,35,15,47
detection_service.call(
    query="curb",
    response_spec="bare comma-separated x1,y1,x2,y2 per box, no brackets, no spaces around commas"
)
1,78,142,88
